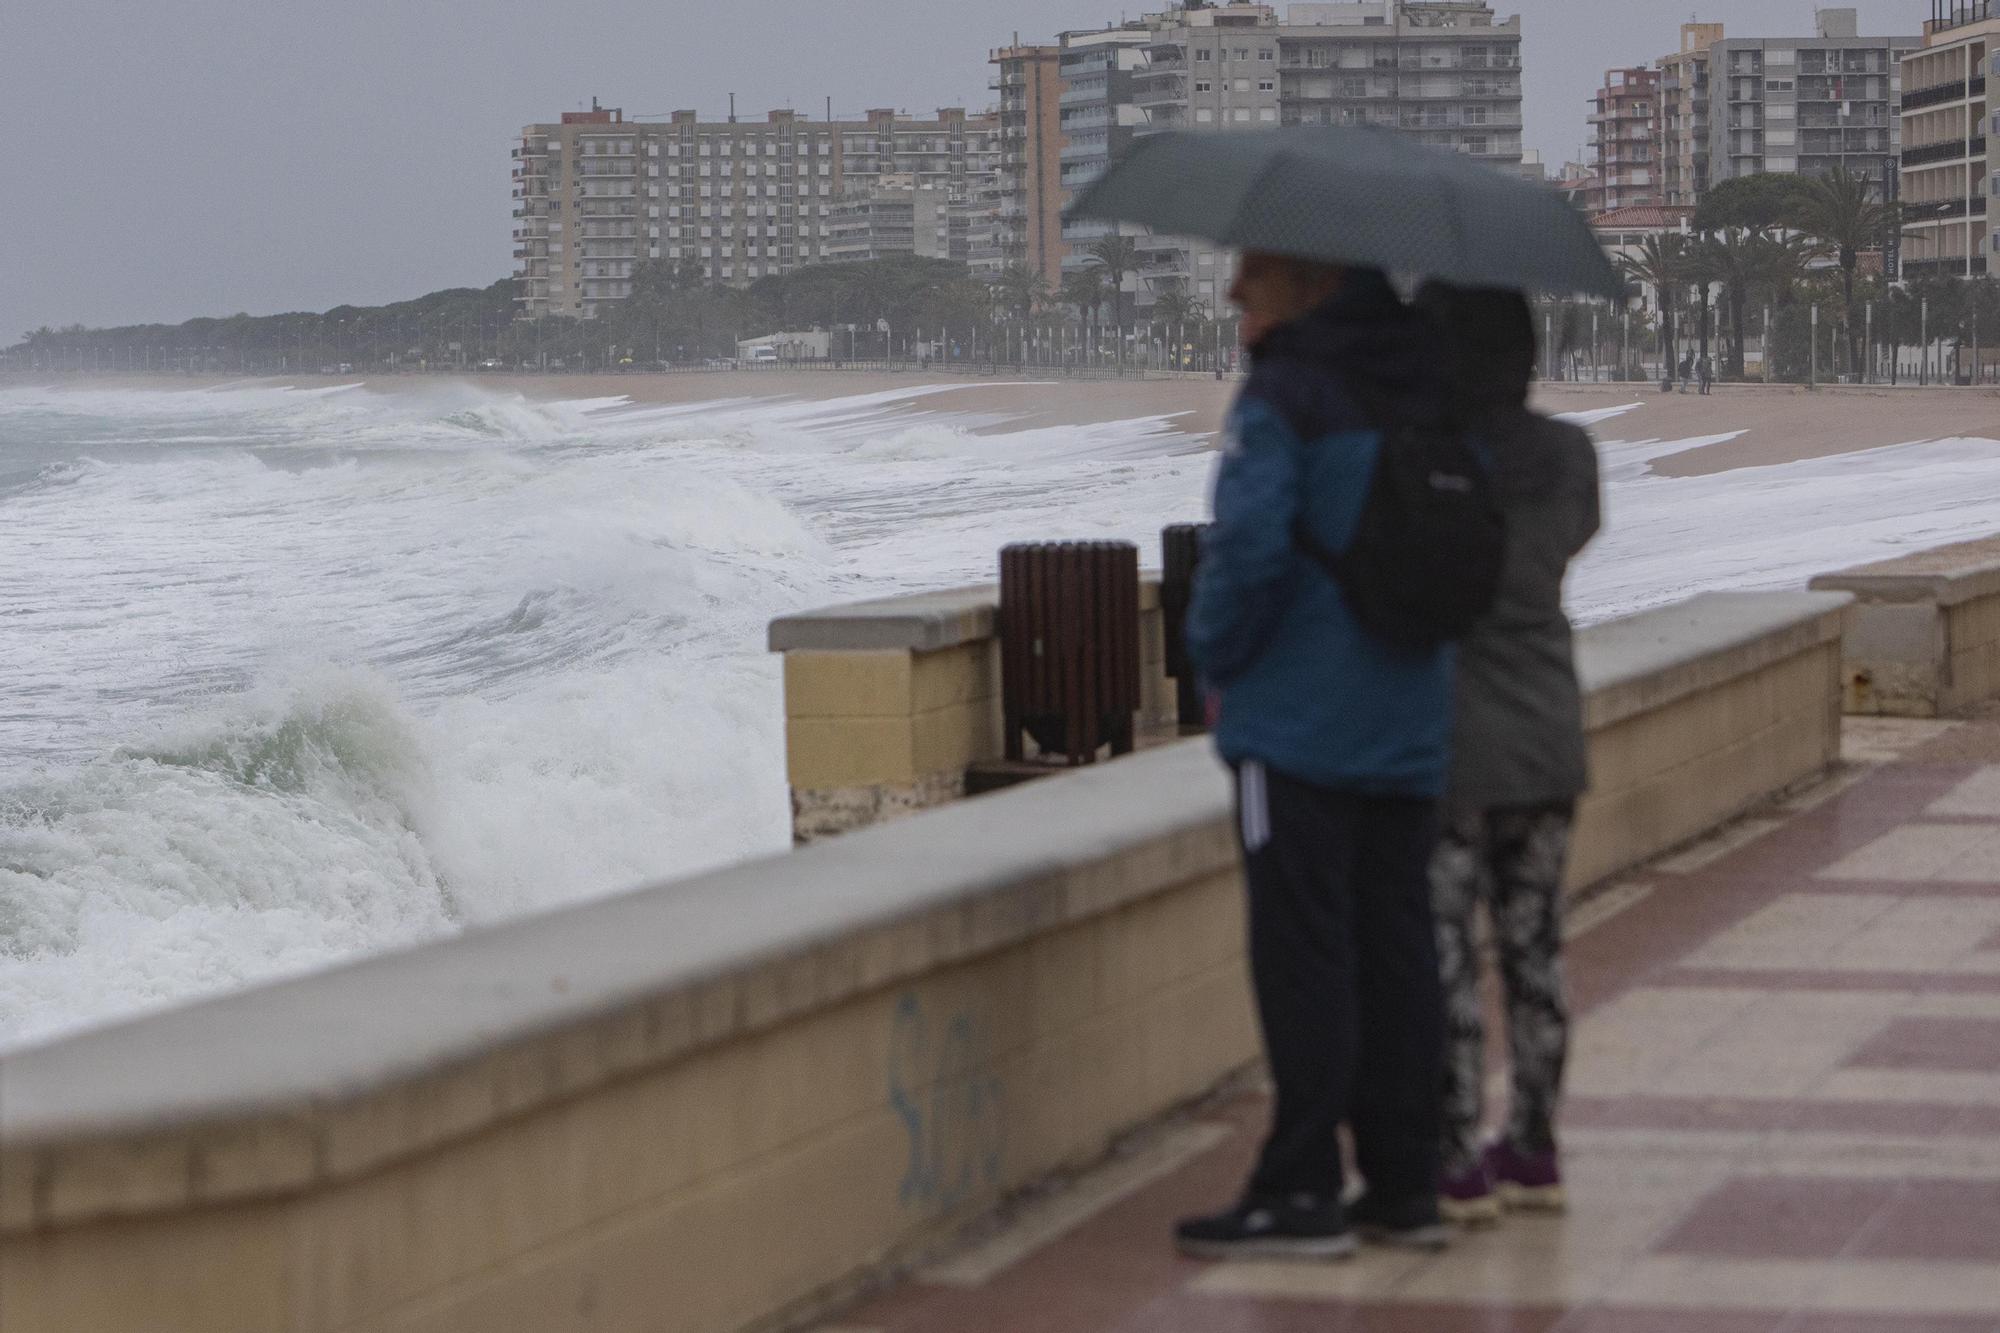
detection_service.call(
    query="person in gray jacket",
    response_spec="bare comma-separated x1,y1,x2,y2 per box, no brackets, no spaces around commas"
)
1414,283,1601,1225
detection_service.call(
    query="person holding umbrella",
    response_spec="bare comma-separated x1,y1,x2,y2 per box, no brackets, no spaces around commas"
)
1068,127,1620,1262
1415,283,1600,1226
1174,252,1462,1258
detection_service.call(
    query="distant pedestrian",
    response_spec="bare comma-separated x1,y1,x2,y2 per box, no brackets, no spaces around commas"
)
1678,352,1693,393
1414,283,1600,1227
1176,256,1468,1261
1698,356,1714,395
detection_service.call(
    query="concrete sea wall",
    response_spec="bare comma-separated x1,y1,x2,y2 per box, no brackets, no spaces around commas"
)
0,573,1870,1332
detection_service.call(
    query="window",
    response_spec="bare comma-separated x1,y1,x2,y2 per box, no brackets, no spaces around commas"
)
1259,79,1275,92
1196,107,1216,123
1195,49,1212,62
1194,80,1212,92
1234,77,1250,92
1259,48,1275,62
1232,107,1251,122
1259,107,1278,122
1234,48,1250,61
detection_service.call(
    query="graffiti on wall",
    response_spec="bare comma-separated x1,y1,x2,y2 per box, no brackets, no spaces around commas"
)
886,991,1006,1209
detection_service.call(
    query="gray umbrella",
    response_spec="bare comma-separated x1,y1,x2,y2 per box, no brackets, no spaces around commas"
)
1065,126,1622,301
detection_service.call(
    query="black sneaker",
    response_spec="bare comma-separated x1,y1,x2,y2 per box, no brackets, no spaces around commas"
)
1347,1191,1451,1251
1174,1193,1357,1261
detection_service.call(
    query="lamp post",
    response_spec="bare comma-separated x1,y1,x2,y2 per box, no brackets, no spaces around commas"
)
1921,297,1930,386
1809,304,1818,389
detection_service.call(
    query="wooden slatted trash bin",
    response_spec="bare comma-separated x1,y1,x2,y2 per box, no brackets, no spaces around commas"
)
998,541,1142,765
1160,523,1211,731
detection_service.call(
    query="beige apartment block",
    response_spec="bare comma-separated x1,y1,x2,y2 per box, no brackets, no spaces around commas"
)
1658,23,1724,207
512,105,999,320
1899,1,1996,281
986,44,1068,288
1278,0,1526,165
823,177,972,265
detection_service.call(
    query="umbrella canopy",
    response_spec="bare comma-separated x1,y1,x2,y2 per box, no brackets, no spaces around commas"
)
1065,126,1622,302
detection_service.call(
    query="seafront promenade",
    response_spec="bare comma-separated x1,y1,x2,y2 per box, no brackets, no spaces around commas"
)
11,504,2000,1331
820,710,2000,1332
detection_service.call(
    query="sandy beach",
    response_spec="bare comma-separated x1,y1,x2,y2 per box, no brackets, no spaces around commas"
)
8,369,1997,476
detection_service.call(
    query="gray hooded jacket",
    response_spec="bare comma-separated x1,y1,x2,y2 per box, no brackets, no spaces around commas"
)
1419,287,1601,815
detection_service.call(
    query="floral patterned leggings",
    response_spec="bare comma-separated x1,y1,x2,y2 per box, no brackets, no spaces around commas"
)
1431,804,1574,1176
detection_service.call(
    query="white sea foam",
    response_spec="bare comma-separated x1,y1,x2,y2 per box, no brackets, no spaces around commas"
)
2,379,1998,1050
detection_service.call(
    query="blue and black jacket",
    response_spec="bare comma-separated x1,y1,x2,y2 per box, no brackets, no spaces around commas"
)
1185,270,1454,798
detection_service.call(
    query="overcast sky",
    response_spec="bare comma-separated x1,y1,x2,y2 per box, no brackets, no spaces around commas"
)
0,0,1936,334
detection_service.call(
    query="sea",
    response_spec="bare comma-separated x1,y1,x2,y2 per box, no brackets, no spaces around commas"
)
4,378,1999,1052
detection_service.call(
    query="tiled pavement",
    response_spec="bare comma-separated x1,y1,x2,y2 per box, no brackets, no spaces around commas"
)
821,717,2000,1333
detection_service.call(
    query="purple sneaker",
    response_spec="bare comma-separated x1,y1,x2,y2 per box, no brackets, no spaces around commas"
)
1482,1140,1565,1213
1438,1160,1501,1226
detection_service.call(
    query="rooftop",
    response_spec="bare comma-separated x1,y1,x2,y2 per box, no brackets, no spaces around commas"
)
1591,204,1696,230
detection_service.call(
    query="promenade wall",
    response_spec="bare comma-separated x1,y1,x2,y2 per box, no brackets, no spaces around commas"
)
0,583,1855,1333
1815,536,2000,717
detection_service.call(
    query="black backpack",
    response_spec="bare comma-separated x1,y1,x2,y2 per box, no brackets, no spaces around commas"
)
1296,383,1506,651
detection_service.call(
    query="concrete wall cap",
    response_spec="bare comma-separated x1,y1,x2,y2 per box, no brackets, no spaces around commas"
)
1578,590,1852,730
768,585,999,653
1811,537,2000,609
767,577,1164,654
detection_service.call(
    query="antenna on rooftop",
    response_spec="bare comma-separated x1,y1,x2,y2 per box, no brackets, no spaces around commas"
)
728,92,737,124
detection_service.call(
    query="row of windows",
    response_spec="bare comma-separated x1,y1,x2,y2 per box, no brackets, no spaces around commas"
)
1192,79,1277,93
1193,107,1280,124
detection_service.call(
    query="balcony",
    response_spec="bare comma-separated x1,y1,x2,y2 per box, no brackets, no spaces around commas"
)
1905,137,1975,166
1904,78,1968,110
1927,196,1992,219
1902,255,1988,278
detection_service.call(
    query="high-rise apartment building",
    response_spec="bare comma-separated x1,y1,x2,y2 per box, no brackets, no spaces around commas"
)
1278,1,1525,165
1132,4,1284,310
1585,67,1663,213
1707,9,1919,194
824,179,972,264
1658,23,1723,208
987,44,1068,287
1044,1,1524,316
512,105,999,319
1055,25,1154,314
1899,0,1995,279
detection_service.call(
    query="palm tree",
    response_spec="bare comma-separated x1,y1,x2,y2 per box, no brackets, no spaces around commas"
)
1694,229,1766,379
1788,167,1899,376
1616,233,1689,377
1683,238,1721,373
992,265,1049,324
1088,234,1141,365
1059,268,1108,356
1148,280,1207,369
